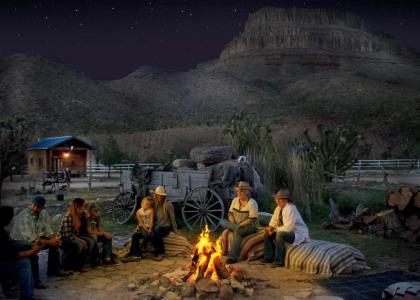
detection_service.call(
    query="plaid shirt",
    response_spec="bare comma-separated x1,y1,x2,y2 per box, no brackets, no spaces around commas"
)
10,206,54,243
60,212,78,239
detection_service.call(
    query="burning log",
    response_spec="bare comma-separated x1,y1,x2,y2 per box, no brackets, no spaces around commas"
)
185,225,231,282
213,256,230,279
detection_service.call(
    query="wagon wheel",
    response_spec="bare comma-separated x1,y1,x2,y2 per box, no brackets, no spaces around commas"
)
112,191,137,224
182,187,225,231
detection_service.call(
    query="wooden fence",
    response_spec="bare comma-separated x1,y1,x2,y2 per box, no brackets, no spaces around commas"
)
86,163,160,174
350,159,420,170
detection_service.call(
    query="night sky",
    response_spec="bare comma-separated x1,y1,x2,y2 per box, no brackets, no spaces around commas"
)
1,0,419,80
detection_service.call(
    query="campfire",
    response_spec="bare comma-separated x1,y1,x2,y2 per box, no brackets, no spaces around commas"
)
184,225,230,282
129,226,268,299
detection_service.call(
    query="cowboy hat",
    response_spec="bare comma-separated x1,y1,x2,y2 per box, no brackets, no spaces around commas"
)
153,185,167,196
274,189,291,200
234,181,253,192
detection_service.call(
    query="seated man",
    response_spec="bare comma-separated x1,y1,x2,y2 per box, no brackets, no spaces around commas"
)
85,202,115,264
220,181,258,264
261,189,310,267
10,196,66,289
0,206,42,300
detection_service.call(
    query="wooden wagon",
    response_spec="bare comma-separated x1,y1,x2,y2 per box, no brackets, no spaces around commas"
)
112,166,230,231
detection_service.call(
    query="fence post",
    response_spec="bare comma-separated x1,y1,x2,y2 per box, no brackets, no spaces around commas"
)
397,160,400,169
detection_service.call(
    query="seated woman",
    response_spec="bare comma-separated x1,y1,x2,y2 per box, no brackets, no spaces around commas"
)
86,203,115,265
123,196,154,262
151,186,179,261
261,189,310,268
59,198,91,272
220,181,258,264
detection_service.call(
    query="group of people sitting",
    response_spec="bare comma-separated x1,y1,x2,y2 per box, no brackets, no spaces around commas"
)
122,185,180,262
220,181,310,267
0,176,310,299
0,196,114,300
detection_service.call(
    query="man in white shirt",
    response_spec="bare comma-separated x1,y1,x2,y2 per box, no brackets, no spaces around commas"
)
261,189,310,268
220,181,259,264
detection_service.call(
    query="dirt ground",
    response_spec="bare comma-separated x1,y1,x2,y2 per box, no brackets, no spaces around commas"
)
1,176,419,300
28,254,335,300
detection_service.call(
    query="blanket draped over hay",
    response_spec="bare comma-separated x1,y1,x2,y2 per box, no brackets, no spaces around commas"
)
118,232,193,257
221,230,368,275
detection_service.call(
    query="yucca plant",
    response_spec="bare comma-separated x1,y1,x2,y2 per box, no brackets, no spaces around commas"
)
304,124,362,181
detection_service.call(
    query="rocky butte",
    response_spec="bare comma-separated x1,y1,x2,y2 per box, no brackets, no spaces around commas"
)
0,7,419,155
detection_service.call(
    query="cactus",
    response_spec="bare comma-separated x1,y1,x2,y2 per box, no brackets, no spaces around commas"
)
223,111,272,154
304,124,362,181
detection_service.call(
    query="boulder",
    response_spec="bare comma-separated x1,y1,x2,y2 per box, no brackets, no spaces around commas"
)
160,276,171,288
172,159,197,169
180,282,195,298
164,291,181,300
219,284,234,300
195,279,219,293
190,146,233,165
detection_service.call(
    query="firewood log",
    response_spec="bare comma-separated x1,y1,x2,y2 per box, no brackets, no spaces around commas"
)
405,215,420,232
413,191,420,209
197,254,211,280
376,209,403,230
386,188,412,211
213,256,230,279
399,230,418,242
361,215,377,225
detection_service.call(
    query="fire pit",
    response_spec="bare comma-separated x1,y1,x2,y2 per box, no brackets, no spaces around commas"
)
183,225,230,282
131,226,270,299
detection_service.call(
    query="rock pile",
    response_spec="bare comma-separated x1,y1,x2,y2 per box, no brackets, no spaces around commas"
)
127,266,269,300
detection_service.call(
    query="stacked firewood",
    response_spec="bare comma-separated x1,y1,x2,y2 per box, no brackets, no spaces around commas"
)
322,186,420,242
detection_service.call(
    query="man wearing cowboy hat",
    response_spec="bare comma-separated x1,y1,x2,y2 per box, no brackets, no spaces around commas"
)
262,189,310,267
220,181,259,264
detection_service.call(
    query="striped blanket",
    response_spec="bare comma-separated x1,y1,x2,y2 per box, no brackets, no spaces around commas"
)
117,232,193,257
285,239,368,275
220,230,368,275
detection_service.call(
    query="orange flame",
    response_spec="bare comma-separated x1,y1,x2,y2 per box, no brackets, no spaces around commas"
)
189,225,223,282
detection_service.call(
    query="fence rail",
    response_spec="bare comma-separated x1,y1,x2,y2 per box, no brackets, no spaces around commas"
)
350,159,420,170
86,163,160,173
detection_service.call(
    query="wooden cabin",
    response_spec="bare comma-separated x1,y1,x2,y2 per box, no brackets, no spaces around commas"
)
27,136,94,178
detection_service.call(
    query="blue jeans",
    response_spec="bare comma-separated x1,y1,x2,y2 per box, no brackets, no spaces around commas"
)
94,235,113,259
61,238,87,271
151,226,171,256
129,228,151,257
0,258,34,298
80,235,97,266
220,219,257,261
264,231,295,264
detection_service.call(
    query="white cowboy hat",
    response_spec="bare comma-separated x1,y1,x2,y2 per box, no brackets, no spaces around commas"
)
153,185,167,196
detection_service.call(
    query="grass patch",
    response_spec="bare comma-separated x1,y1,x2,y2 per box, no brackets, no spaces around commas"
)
308,221,420,272
322,184,387,215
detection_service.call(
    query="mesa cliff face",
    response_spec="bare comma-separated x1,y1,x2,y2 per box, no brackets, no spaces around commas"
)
220,7,402,61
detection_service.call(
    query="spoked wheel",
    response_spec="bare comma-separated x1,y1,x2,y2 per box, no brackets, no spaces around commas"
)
112,191,137,224
182,187,225,231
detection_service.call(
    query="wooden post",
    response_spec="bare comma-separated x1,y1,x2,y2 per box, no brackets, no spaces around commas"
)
88,151,92,191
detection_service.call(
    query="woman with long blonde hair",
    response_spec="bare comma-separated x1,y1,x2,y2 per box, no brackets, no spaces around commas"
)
150,186,179,261
59,198,90,272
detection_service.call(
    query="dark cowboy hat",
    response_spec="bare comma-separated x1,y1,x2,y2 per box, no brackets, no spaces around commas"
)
234,181,253,192
32,196,46,208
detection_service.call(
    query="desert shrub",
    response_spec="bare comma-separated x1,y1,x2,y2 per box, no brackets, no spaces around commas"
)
304,124,362,181
223,111,271,155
